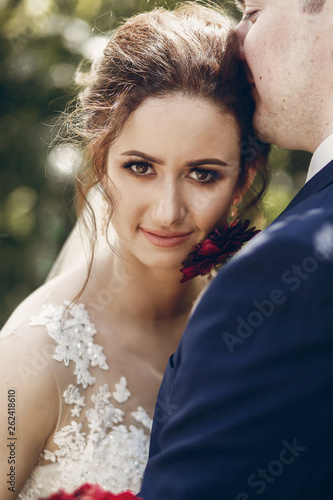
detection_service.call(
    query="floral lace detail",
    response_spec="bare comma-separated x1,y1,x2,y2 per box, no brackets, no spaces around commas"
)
113,376,131,403
64,385,85,417
18,470,45,500
19,303,152,499
30,302,108,388
132,406,152,431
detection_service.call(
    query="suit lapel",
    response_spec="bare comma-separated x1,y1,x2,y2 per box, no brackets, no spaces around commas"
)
280,160,333,215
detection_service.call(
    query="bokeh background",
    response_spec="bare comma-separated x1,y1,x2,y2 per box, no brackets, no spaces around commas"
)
0,0,311,327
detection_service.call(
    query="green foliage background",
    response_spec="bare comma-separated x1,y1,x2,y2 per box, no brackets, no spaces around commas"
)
0,0,311,327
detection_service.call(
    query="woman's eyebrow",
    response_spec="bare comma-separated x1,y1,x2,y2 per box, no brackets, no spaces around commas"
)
187,159,228,168
120,150,165,165
120,151,229,168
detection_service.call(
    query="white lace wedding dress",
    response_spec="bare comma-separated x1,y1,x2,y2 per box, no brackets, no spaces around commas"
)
17,301,152,500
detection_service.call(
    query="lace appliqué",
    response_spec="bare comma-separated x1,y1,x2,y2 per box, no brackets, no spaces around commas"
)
29,302,108,388
42,383,151,493
132,406,152,431
19,303,152,499
64,385,85,417
113,376,131,403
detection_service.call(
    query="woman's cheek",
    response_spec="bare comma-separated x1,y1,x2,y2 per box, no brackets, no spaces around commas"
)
196,201,229,233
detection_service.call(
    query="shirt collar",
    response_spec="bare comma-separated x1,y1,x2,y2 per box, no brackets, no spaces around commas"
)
306,133,333,183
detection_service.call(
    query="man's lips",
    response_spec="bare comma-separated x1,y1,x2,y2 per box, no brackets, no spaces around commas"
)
243,62,255,86
139,227,193,248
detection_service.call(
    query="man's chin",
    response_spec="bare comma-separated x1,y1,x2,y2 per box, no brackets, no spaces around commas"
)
253,112,271,144
252,102,283,145
253,112,295,149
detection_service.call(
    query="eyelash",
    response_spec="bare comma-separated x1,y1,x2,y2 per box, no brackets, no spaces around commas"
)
121,160,220,185
243,10,259,22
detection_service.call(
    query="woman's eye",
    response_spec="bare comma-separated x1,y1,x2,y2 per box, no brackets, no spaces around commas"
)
188,169,216,183
132,163,151,174
122,161,154,176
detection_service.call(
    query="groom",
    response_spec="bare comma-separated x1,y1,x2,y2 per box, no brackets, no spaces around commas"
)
140,1,333,499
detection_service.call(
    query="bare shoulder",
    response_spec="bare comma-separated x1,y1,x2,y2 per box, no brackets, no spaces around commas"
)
0,262,90,498
0,331,60,498
0,263,90,497
1,262,87,337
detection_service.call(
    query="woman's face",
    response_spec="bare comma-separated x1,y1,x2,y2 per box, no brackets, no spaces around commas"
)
106,94,243,273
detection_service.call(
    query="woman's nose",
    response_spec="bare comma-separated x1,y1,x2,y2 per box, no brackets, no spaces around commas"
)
151,182,186,227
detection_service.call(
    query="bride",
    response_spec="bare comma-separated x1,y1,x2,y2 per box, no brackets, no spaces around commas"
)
0,3,268,499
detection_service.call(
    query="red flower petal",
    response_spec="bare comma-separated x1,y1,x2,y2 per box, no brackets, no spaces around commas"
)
39,484,143,500
180,219,260,282
180,265,202,283
200,240,221,257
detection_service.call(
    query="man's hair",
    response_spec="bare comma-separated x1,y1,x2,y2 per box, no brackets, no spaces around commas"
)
302,0,326,13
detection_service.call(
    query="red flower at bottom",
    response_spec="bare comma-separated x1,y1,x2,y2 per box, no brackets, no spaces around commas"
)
40,483,143,500
180,219,260,283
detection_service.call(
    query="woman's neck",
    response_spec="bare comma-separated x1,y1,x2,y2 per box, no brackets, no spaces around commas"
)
74,245,207,375
85,246,204,322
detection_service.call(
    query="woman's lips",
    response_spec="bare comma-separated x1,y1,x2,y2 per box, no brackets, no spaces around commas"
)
140,227,193,248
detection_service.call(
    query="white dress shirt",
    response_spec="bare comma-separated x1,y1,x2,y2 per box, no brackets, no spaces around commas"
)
306,133,333,183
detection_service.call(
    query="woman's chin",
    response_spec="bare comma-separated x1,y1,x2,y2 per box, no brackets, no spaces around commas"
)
128,252,190,278
143,258,187,275
117,234,197,276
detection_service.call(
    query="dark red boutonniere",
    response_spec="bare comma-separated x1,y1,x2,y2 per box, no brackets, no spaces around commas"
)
40,483,143,500
180,219,260,283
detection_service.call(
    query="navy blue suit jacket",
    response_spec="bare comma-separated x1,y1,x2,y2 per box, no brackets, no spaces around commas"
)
140,161,333,500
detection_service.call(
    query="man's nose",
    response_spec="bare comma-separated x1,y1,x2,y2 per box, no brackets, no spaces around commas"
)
151,182,186,227
235,20,249,61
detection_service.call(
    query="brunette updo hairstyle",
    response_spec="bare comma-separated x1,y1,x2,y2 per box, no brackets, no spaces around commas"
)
68,2,269,276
